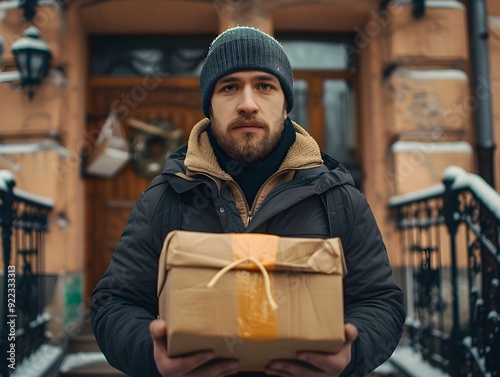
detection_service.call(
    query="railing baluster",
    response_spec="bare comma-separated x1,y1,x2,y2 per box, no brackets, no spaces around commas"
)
0,174,15,377
0,171,54,377
389,166,500,377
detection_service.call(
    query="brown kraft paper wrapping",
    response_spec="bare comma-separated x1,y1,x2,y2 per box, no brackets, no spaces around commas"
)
157,230,346,371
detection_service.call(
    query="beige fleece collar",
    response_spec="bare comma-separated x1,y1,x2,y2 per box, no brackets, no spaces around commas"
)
184,118,323,178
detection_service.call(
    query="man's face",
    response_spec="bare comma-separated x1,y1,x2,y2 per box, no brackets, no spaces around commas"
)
210,70,288,165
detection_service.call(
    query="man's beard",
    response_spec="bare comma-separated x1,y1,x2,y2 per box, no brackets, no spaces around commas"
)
211,115,284,165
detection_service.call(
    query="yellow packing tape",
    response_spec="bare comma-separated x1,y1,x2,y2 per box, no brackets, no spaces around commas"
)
232,234,278,340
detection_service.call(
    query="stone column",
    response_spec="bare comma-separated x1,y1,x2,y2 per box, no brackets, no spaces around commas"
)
383,0,472,195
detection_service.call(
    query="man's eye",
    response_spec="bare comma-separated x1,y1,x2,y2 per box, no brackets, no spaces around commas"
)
260,84,272,90
224,85,237,92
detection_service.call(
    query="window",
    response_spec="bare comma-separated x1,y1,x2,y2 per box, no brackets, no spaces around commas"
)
89,36,211,76
278,34,360,187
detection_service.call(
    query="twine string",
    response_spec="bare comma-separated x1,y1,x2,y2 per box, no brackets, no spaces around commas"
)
206,256,278,311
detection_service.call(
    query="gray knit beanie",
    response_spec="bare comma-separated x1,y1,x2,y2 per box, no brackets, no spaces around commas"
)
200,26,294,118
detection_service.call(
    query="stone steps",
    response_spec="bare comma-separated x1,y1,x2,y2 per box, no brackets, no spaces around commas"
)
58,321,125,377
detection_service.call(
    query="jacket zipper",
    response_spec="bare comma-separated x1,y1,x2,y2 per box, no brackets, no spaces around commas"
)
260,179,315,206
226,181,252,226
247,164,321,225
188,164,322,228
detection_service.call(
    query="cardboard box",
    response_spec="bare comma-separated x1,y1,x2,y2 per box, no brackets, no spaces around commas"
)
158,231,346,371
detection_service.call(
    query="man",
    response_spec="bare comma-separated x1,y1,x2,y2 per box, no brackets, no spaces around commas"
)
91,27,405,377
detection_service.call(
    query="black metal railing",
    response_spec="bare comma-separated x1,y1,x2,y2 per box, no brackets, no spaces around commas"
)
389,166,499,377
0,170,54,377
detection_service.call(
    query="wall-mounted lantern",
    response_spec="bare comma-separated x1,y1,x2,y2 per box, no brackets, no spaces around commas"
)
0,26,52,99
380,0,426,19
0,0,63,22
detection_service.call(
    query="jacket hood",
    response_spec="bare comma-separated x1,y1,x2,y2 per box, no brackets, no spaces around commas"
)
319,152,355,187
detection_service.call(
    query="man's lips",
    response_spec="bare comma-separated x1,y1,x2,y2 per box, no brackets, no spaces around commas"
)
232,123,264,132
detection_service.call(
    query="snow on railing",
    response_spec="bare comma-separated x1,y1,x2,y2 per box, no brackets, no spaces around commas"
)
0,170,54,209
390,166,500,223
443,166,500,221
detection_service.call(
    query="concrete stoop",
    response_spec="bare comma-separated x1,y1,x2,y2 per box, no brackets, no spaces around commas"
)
59,354,125,377
383,344,450,377
58,321,125,377
10,344,65,377
368,359,410,377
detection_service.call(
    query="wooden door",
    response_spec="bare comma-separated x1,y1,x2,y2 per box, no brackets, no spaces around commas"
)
84,77,204,301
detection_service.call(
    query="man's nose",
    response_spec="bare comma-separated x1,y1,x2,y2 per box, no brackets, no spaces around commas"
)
236,87,259,114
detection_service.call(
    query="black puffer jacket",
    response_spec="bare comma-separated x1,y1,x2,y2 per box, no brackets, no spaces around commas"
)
91,120,405,377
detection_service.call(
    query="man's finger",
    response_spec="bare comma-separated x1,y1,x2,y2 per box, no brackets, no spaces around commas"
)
169,351,216,375
149,319,168,353
294,324,359,373
344,323,358,344
266,360,321,377
149,319,218,376
185,358,239,377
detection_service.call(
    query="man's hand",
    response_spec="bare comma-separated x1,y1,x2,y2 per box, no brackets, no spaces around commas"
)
265,324,358,377
150,319,240,377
